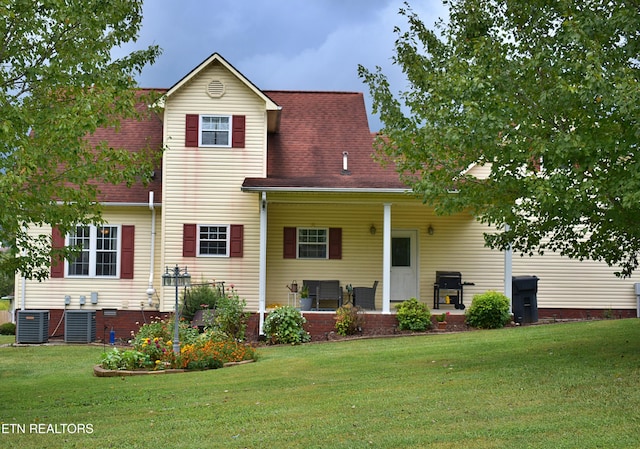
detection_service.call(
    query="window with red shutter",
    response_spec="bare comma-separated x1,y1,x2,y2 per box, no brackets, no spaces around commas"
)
51,226,65,278
185,114,199,147
283,227,297,259
230,225,244,257
232,115,245,148
52,225,132,278
284,227,342,259
183,224,197,257
121,225,135,279
329,228,342,259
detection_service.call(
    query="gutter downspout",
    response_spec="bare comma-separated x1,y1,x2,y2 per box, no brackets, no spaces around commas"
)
20,238,26,311
504,224,513,313
258,192,267,335
20,275,26,312
146,191,156,305
382,203,392,314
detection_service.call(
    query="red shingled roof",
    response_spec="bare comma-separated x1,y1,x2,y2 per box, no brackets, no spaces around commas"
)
243,91,406,190
96,89,405,203
87,89,164,203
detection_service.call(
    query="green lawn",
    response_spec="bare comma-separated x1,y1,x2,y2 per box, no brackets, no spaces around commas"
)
1,320,639,448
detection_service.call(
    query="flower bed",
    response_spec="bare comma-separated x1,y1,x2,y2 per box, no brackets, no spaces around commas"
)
93,359,254,377
98,316,257,374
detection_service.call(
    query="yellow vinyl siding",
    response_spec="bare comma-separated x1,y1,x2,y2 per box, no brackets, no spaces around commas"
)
161,60,266,310
266,200,384,308
16,207,162,311
512,252,638,310
263,192,640,311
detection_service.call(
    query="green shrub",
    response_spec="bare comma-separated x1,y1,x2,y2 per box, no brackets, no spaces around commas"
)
181,282,224,321
263,306,310,345
465,290,511,329
132,317,199,350
334,305,366,336
396,298,432,331
100,348,148,370
210,286,250,341
0,322,16,335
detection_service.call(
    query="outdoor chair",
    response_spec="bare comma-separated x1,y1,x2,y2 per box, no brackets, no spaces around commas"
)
353,280,378,310
315,280,343,310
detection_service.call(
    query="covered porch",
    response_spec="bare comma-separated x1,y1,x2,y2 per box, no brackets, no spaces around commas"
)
248,190,507,334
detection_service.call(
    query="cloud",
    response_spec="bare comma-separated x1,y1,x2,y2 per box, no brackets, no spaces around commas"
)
121,0,449,130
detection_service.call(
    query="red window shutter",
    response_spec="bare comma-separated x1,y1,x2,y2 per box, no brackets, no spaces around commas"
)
283,227,297,259
183,224,197,257
232,115,245,148
185,114,199,147
121,225,135,279
329,228,342,259
230,225,244,257
51,226,65,278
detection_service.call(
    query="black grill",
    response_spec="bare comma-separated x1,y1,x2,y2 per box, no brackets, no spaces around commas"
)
433,271,473,309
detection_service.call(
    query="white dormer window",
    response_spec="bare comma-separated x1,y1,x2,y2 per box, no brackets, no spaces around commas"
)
200,115,231,147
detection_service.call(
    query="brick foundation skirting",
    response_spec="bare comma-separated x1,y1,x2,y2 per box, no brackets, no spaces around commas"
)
21,307,639,344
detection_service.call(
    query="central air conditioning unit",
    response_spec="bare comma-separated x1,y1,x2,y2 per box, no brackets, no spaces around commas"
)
16,310,50,344
64,310,96,343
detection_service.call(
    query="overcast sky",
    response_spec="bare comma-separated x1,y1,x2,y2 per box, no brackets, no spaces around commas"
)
124,0,448,131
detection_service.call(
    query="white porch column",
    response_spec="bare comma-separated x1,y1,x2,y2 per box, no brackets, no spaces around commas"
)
504,224,513,312
382,203,392,314
258,192,267,334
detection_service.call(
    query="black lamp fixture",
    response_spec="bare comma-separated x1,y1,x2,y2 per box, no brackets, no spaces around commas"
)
428,225,434,235
162,265,191,354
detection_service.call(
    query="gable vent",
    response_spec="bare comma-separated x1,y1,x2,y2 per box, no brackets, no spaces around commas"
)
207,79,225,98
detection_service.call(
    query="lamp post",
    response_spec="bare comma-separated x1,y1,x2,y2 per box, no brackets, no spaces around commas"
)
162,265,191,354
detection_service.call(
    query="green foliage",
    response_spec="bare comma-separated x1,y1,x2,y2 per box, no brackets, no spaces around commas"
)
182,283,250,341
0,322,16,335
263,306,310,345
360,0,640,277
131,317,200,350
212,287,250,341
179,339,256,370
100,348,147,371
334,305,366,336
0,0,161,280
4,320,640,447
396,298,432,331
0,251,14,298
103,316,256,371
181,282,224,321
465,291,512,329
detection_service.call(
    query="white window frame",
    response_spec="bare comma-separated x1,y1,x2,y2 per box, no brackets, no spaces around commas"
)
297,227,329,259
197,224,230,257
65,225,121,278
199,115,231,147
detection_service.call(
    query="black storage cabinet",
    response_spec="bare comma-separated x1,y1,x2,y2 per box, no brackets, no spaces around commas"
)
512,276,539,324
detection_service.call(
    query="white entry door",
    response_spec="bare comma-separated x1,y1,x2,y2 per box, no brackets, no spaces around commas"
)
390,230,418,302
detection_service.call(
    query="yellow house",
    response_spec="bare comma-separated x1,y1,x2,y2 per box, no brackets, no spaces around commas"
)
15,53,640,341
